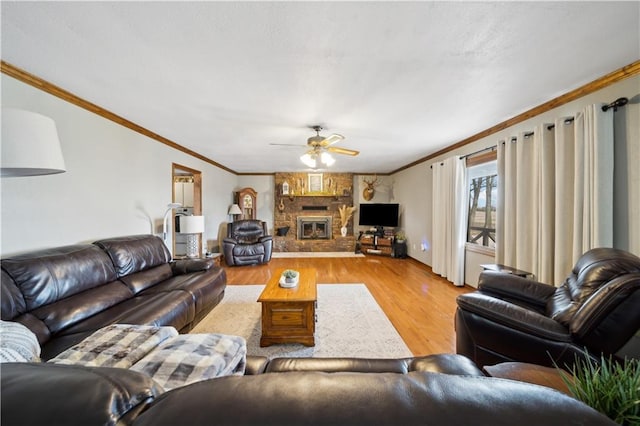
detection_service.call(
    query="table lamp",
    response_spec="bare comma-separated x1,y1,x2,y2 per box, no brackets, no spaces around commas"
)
179,215,205,258
228,204,242,222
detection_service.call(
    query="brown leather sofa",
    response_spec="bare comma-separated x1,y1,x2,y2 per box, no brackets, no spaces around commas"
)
1,354,615,425
223,219,273,266
456,247,640,369
1,234,227,360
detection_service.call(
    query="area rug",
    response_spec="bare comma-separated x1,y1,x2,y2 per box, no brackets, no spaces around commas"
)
272,252,365,258
190,284,412,359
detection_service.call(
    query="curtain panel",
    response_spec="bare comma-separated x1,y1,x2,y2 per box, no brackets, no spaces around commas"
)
496,104,613,285
431,156,467,286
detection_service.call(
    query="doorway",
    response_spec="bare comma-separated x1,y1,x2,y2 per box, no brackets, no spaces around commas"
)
172,163,202,257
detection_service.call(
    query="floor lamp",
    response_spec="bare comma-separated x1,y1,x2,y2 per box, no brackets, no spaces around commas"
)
163,202,182,253
1,108,66,177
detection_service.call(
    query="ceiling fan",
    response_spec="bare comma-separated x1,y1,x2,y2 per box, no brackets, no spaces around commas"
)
270,125,359,168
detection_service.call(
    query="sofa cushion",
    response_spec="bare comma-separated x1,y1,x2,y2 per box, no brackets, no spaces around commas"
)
264,354,484,375
1,270,27,320
120,264,174,294
94,234,171,277
132,371,615,426
31,281,134,335
1,244,117,311
140,268,226,320
232,244,265,257
54,291,196,338
1,363,163,426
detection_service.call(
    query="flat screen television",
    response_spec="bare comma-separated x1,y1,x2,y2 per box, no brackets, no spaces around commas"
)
358,203,399,228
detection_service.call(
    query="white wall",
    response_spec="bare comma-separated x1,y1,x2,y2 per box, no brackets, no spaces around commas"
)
1,75,236,256
3,72,638,270
393,75,640,286
235,175,275,232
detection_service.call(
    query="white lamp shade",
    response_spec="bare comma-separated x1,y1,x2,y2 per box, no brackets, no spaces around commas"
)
320,152,335,166
300,153,317,168
228,204,242,215
179,215,205,234
1,108,66,177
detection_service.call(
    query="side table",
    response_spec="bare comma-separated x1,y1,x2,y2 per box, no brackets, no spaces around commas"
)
207,253,222,267
483,362,573,395
480,263,532,278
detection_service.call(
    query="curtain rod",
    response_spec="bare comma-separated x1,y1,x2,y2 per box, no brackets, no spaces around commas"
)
459,145,496,160
547,117,575,131
435,96,629,167
429,145,498,168
602,97,628,112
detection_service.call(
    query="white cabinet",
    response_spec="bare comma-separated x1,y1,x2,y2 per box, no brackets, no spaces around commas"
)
174,181,194,207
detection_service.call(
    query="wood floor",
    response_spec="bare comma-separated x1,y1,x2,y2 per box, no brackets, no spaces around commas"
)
221,255,473,356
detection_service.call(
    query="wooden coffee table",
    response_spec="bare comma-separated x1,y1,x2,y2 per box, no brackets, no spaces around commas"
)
258,268,317,347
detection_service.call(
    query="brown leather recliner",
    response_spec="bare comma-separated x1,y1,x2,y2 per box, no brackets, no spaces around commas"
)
455,247,640,369
222,220,273,266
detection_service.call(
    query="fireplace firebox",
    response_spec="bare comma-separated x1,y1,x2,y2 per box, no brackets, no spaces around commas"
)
297,216,332,240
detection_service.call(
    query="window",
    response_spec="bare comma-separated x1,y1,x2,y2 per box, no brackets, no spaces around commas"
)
467,160,497,248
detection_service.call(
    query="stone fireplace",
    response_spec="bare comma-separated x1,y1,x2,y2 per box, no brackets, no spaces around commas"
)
273,172,356,252
297,216,332,240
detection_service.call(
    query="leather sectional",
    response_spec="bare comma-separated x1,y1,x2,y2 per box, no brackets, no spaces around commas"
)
1,234,227,360
0,235,617,425
2,354,615,425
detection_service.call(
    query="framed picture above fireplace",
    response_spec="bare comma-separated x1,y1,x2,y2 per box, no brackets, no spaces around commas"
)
308,173,323,193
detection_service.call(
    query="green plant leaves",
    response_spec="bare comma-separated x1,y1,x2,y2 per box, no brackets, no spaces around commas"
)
560,354,640,425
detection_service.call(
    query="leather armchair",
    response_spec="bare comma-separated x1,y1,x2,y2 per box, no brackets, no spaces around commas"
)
455,247,640,369
223,220,273,266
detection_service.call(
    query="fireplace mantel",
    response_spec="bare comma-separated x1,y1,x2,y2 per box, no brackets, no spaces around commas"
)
273,172,356,252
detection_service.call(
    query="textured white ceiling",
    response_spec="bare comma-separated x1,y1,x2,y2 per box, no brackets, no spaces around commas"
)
2,2,639,174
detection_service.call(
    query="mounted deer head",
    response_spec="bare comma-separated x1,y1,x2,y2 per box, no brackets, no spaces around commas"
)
362,175,380,201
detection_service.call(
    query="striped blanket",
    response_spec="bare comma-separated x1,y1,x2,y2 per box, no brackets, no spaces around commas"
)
48,324,178,368
48,324,246,390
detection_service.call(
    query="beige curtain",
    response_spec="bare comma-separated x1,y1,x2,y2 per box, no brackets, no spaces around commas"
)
432,156,467,286
497,104,613,285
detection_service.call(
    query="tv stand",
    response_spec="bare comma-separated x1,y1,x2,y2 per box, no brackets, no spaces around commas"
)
360,233,394,257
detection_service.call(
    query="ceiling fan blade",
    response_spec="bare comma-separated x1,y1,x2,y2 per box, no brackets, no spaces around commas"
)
269,143,307,147
327,146,359,156
320,134,344,147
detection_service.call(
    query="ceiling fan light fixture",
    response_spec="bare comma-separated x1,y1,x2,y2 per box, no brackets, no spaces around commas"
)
300,153,317,168
320,151,335,166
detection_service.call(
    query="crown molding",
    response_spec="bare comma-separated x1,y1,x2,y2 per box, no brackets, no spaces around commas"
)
1,60,237,175
391,60,640,174
3,59,638,176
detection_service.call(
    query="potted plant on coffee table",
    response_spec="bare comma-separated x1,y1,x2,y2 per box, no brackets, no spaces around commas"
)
280,269,299,288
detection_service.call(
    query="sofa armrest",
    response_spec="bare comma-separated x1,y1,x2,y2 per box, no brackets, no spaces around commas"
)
1,363,163,425
478,271,556,310
456,293,570,341
171,258,214,275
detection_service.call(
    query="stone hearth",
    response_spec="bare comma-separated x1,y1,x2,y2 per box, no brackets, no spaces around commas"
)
274,172,356,252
